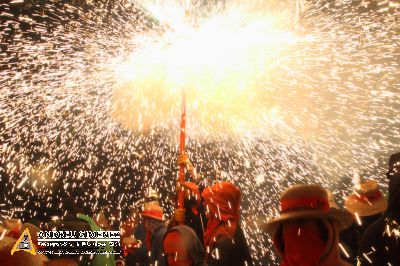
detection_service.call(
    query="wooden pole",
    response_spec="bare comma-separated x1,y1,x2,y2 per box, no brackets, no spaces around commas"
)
177,93,186,210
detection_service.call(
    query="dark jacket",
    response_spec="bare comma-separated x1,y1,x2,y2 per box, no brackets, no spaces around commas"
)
340,214,381,264
126,223,147,266
126,223,167,266
184,197,207,246
358,174,400,265
150,225,167,266
207,224,253,266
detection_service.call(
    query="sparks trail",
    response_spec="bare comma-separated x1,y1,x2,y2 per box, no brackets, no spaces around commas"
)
0,0,400,264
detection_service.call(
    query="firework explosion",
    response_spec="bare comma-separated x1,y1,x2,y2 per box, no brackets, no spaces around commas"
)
0,0,399,264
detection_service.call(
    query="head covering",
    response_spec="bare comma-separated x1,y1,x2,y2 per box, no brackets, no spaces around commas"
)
388,152,400,168
201,181,241,246
0,236,40,266
77,213,116,266
345,179,387,217
163,225,206,266
142,203,164,221
201,181,241,221
282,220,326,265
387,152,400,180
1,219,21,239
263,184,353,237
164,231,192,266
273,218,352,266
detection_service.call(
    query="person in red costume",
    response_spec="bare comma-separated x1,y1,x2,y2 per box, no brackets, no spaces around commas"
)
263,184,354,266
201,181,253,266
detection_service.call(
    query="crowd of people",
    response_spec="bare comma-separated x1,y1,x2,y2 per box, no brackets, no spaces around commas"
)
0,152,399,266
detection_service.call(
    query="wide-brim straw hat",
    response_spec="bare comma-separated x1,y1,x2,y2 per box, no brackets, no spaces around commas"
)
263,184,353,236
345,179,387,217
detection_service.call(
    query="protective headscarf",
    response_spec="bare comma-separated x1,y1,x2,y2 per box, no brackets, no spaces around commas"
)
201,182,241,246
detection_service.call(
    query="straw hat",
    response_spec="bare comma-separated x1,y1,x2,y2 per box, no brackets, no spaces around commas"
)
345,179,387,217
263,184,353,236
142,203,164,221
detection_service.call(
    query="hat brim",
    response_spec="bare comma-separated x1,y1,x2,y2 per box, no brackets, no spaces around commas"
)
345,196,387,217
262,208,353,236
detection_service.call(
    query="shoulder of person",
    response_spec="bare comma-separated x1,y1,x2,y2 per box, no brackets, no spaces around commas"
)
364,218,386,238
155,225,168,237
212,226,235,248
214,234,234,246
208,235,235,263
359,218,386,251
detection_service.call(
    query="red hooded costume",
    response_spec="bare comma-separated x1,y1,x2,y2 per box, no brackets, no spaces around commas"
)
201,181,252,266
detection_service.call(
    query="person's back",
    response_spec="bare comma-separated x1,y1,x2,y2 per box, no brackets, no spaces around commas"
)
359,216,400,265
150,223,167,266
125,223,148,266
206,224,252,266
163,225,205,266
340,212,383,263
